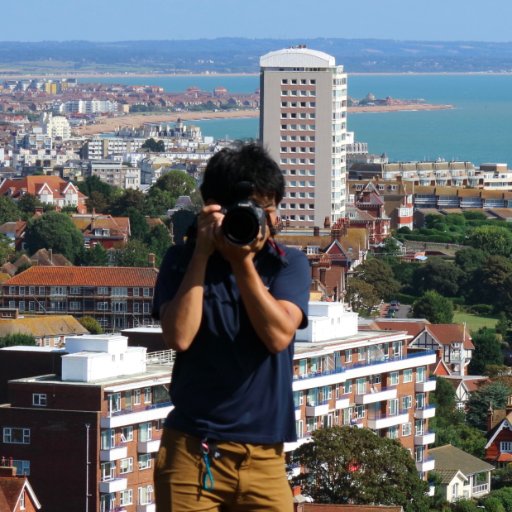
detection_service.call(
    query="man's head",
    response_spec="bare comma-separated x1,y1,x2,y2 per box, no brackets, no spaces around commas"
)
200,142,284,207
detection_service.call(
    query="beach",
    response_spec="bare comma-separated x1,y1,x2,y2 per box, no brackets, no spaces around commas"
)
73,103,453,136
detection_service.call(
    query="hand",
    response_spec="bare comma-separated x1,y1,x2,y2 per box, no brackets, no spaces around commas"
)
194,204,224,258
213,223,267,266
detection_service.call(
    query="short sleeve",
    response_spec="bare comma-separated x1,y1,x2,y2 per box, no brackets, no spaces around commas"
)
269,247,310,329
151,245,189,320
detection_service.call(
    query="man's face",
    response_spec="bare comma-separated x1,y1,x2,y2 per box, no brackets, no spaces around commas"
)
251,193,278,237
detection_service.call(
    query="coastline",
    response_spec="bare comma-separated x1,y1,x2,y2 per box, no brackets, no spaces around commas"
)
73,103,454,136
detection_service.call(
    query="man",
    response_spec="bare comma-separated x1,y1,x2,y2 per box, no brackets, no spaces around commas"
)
152,142,310,511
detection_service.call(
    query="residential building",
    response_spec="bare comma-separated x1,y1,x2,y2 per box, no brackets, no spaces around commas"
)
41,113,71,140
485,400,512,466
0,334,173,512
71,213,131,249
373,320,474,377
1,266,158,330
289,302,437,481
0,310,88,347
0,464,41,512
260,47,348,228
86,160,140,190
429,445,493,501
0,176,87,213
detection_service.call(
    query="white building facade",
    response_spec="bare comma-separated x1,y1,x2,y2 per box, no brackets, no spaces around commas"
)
260,47,348,228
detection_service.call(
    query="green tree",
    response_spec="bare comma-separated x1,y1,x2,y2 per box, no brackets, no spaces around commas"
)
412,258,462,297
468,225,512,257
455,247,489,303
351,258,400,301
143,187,175,216
109,189,146,217
469,327,504,375
86,190,109,213
477,256,512,309
466,381,512,430
346,278,380,316
153,170,197,199
0,196,21,224
481,496,506,512
24,211,84,263
114,240,150,267
17,194,43,218
77,243,109,266
412,290,454,323
141,138,165,152
79,316,103,334
0,233,14,265
145,224,171,264
0,333,36,347
127,208,150,241
450,499,481,512
292,426,429,511
434,423,486,457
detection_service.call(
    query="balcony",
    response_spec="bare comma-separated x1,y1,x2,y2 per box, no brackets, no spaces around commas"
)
295,408,302,421
138,439,161,453
305,402,329,417
415,458,435,472
415,379,437,393
101,402,173,428
100,445,128,461
292,351,436,391
414,431,436,446
335,396,350,410
355,386,397,405
367,412,410,430
99,477,127,493
137,504,156,512
472,483,490,495
414,406,436,419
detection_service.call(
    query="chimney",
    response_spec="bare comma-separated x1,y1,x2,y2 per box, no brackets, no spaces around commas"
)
148,253,156,268
313,226,320,237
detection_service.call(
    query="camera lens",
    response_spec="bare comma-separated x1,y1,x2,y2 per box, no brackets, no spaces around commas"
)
222,207,260,245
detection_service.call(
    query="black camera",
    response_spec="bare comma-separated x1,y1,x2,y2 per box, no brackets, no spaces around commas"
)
221,182,267,246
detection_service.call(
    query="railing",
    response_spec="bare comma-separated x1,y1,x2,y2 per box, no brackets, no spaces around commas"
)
472,483,489,494
293,351,435,382
146,350,175,365
108,401,172,418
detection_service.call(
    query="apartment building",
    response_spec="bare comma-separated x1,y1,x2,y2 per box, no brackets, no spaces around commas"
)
260,47,348,228
289,302,437,481
86,160,141,190
0,335,173,512
1,266,158,330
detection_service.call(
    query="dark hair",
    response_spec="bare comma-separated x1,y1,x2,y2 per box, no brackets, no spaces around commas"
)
200,141,285,206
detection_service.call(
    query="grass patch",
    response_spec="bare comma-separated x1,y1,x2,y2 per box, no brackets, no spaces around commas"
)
453,311,498,332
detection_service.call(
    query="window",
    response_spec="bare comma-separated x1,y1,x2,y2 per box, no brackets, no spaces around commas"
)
108,393,121,413
20,491,25,510
12,460,30,476
401,395,412,409
3,427,30,444
101,462,116,481
139,422,152,442
388,426,399,439
70,286,81,295
402,422,412,436
32,393,47,407
97,287,109,295
69,301,81,310
19,286,25,295
120,457,133,474
29,286,35,295
389,372,399,386
144,387,152,404
138,485,154,506
121,425,133,443
354,405,365,419
101,429,116,450
143,288,151,297
403,369,413,383
139,453,152,470
112,287,127,297
417,366,426,383
38,287,45,295
501,441,512,452
120,489,133,506
97,302,109,311
134,389,141,405
143,303,150,314
357,347,366,361
133,287,140,296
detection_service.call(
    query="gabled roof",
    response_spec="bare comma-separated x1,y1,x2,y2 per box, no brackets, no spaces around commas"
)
0,475,41,511
485,412,512,449
426,324,474,350
0,315,88,338
374,320,429,339
429,445,494,476
3,266,158,287
434,469,468,485
0,176,86,200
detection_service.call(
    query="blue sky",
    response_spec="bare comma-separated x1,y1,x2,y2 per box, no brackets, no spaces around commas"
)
4,0,512,42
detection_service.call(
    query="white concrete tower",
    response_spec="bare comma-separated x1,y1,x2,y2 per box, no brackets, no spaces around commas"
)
260,47,348,228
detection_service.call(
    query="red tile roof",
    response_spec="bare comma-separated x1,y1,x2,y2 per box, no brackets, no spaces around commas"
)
3,266,158,287
427,324,474,350
0,176,86,200
0,476,26,512
373,320,428,338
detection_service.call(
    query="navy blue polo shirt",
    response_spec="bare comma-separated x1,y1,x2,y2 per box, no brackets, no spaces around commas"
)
152,240,310,444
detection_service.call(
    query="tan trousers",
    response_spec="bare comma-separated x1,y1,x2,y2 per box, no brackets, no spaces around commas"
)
154,428,294,512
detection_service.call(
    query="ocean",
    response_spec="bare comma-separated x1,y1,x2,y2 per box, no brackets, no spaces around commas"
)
82,74,512,166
